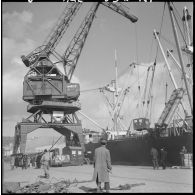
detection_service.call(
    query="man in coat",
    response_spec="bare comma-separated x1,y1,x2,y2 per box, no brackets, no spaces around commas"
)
93,138,112,193
160,148,167,169
180,146,187,167
150,147,159,169
41,149,51,178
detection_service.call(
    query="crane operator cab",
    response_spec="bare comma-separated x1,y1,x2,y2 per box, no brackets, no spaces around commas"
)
133,118,150,131
23,63,80,104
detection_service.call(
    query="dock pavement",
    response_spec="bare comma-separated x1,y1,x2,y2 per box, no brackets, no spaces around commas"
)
2,162,193,193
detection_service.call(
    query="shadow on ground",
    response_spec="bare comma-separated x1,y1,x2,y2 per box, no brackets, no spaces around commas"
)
79,186,97,193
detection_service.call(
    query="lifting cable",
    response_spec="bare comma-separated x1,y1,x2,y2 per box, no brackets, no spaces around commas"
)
160,34,177,49
134,22,143,116
145,2,166,119
148,36,154,63
146,61,156,117
154,2,166,63
100,89,114,118
142,66,152,107
134,23,139,64
149,93,154,122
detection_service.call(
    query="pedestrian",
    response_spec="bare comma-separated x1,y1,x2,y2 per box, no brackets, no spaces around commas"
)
10,155,15,170
41,149,51,178
92,138,112,193
160,148,167,169
23,155,28,169
150,147,159,169
14,155,19,168
32,155,35,167
21,155,24,170
180,146,187,167
27,156,31,168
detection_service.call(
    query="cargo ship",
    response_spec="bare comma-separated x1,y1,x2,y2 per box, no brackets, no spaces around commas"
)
84,3,193,166
84,128,192,166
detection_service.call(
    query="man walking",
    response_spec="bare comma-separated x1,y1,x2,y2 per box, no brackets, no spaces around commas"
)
10,155,15,170
180,146,187,167
160,148,167,169
93,138,112,193
150,147,159,169
41,149,50,178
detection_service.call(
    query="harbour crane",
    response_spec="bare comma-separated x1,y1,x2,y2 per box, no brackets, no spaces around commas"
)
13,2,138,154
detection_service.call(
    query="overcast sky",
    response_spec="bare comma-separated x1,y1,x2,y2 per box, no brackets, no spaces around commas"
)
2,2,193,137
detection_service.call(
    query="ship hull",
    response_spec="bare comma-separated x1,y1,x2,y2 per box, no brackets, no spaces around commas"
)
84,133,193,166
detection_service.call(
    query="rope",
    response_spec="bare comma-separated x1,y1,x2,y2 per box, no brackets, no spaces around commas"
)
48,135,63,152
145,3,166,119
160,34,177,49
134,23,139,64
148,36,154,63
145,61,156,118
154,2,166,62
142,66,152,114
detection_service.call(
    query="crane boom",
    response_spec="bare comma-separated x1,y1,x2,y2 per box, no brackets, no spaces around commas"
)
21,3,82,67
63,2,138,81
101,2,138,23
63,3,100,81
156,88,185,127
43,3,82,54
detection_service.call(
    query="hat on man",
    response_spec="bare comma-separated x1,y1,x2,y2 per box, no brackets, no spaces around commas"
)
100,138,107,145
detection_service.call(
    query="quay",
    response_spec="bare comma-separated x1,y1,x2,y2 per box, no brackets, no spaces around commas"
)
3,163,193,193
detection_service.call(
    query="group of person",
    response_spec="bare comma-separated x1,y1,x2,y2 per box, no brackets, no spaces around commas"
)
9,141,189,193
39,139,112,192
10,153,44,170
150,147,167,170
10,154,30,170
150,145,188,169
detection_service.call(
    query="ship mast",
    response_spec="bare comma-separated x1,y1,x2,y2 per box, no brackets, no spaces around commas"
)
114,49,119,136
167,2,193,115
153,30,178,89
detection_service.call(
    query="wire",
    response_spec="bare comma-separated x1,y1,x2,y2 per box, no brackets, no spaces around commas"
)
80,87,101,93
134,23,139,64
160,34,177,49
154,2,166,62
147,36,154,63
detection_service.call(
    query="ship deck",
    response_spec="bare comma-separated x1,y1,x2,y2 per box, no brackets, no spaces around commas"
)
3,162,193,193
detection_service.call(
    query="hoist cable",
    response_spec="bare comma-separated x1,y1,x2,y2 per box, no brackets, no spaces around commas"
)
148,36,154,63
134,23,139,64
160,34,177,49
146,3,166,119
149,95,153,122
146,62,156,118
142,66,152,105
134,23,142,116
154,2,166,62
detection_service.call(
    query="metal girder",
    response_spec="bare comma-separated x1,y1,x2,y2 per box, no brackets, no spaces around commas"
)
13,110,85,154
63,2,138,81
156,88,185,127
101,2,138,23
63,3,100,81
21,3,82,67
43,3,82,54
